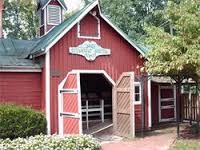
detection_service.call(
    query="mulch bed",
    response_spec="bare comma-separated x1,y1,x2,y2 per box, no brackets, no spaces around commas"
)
180,124,200,139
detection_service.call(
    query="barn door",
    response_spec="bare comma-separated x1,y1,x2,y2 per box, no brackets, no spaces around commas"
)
59,72,82,135
113,72,135,138
159,85,176,122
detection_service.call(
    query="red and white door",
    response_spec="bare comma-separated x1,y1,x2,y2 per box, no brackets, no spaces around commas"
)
159,85,176,122
58,72,82,135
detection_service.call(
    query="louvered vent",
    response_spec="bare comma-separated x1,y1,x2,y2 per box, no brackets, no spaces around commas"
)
47,5,61,25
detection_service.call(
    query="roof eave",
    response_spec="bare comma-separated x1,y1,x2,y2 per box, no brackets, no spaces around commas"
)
41,0,67,10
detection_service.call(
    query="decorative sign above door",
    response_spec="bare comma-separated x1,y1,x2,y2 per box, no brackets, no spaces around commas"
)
69,41,111,61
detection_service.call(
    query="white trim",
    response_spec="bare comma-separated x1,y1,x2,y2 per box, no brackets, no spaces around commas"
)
160,86,174,89
71,69,115,86
159,118,175,122
77,12,101,39
42,0,67,10
41,0,145,56
58,69,115,135
0,68,41,72
45,50,51,134
134,82,142,105
47,5,61,25
45,0,99,52
158,85,176,123
77,72,83,134
148,78,152,128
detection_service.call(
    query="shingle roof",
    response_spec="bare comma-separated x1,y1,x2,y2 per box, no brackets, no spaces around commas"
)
0,38,40,68
31,0,149,55
0,56,41,68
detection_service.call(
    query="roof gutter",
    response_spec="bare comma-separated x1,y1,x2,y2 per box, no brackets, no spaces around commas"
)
0,66,42,72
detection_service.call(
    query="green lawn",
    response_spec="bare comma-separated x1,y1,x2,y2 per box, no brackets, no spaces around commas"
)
171,139,200,150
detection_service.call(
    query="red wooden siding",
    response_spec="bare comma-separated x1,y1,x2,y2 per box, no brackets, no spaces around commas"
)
0,72,42,110
49,8,149,133
79,14,99,37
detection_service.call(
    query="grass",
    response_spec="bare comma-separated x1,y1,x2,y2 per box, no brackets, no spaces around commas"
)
171,139,200,150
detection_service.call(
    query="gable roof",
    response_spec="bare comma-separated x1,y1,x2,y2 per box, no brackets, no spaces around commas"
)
38,0,67,10
32,0,148,56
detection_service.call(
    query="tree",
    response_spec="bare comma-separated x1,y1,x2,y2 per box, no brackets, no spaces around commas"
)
144,0,200,137
100,0,168,42
3,0,38,40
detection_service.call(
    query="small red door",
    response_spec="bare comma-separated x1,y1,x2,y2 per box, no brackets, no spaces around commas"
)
159,85,176,122
59,72,82,135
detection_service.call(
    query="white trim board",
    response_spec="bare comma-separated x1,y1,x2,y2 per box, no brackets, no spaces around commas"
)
39,0,145,56
58,69,115,136
71,69,115,86
158,85,176,123
148,77,152,128
0,68,41,72
77,12,101,39
45,50,51,134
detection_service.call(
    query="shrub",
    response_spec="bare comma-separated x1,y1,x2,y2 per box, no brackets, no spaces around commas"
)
0,134,100,150
0,104,47,139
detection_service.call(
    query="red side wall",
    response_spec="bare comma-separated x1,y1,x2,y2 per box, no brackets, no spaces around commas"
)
0,72,42,110
151,82,159,126
49,8,149,133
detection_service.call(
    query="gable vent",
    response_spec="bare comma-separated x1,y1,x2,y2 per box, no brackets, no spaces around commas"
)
47,5,61,25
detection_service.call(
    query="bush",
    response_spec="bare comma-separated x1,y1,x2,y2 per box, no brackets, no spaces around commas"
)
0,104,47,139
0,135,100,150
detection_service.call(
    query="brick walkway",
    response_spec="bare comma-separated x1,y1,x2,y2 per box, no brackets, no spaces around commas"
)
101,133,176,150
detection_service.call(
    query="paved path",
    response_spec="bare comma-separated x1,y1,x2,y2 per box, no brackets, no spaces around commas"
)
101,133,176,150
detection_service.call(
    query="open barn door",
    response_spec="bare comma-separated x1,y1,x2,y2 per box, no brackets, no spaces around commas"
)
58,72,82,135
113,72,135,138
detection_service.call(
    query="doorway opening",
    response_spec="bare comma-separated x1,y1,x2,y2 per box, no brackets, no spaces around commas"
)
80,73,113,134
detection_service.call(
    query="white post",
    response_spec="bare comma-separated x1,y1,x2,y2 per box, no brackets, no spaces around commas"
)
101,99,104,123
86,100,89,130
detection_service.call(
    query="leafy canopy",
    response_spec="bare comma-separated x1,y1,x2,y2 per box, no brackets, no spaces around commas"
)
144,0,200,80
3,0,38,40
100,0,167,42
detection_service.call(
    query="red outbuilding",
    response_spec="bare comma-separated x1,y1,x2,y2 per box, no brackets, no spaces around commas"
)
0,0,178,138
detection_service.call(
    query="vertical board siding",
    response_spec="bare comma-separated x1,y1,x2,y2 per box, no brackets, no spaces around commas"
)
79,14,99,37
49,10,148,133
0,72,42,110
151,82,159,126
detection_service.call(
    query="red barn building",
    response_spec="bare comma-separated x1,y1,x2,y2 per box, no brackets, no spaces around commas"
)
0,0,177,137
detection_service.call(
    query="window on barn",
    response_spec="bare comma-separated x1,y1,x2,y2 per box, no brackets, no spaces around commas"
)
134,82,141,104
47,5,61,25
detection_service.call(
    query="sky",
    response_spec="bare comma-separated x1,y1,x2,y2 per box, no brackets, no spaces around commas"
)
64,0,84,12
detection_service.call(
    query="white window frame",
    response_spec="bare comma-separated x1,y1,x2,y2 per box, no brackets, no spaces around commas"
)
77,12,101,39
47,5,61,26
134,82,141,105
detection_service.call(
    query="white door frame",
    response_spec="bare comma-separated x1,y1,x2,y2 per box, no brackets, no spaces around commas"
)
58,69,115,136
158,85,176,122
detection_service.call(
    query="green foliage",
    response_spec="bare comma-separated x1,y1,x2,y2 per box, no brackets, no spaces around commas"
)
100,0,167,42
3,0,38,40
0,104,47,139
0,134,100,150
144,0,200,79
